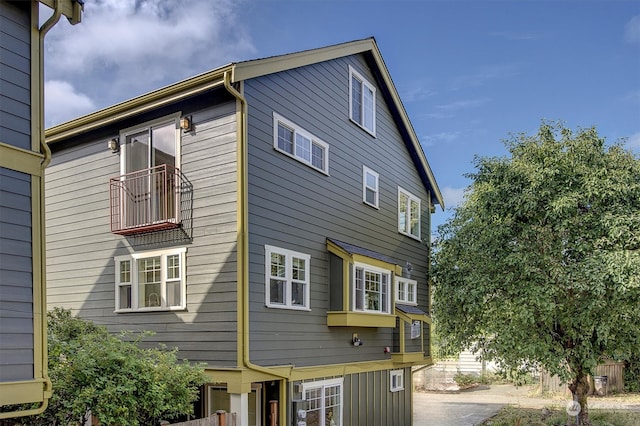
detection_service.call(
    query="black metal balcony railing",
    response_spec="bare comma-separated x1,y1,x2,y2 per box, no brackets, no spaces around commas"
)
110,164,181,235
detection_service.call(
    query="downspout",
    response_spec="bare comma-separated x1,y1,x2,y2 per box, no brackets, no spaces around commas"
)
0,2,62,419
222,70,289,378
40,1,61,168
36,0,62,411
223,70,289,425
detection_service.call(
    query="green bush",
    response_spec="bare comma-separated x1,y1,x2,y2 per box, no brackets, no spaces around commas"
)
5,308,207,425
482,406,640,426
624,356,640,393
453,372,480,388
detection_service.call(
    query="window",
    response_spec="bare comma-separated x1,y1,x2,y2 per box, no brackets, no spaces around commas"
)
353,263,391,314
398,187,421,240
390,370,404,392
349,65,376,136
301,378,343,426
326,238,399,327
121,117,179,174
265,245,311,310
396,277,417,305
112,114,182,234
273,113,329,174
362,166,379,208
115,247,186,312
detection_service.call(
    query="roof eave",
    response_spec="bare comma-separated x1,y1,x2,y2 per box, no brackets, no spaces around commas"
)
232,38,375,83
233,38,444,208
39,0,83,24
45,65,235,144
45,37,445,210
365,45,445,209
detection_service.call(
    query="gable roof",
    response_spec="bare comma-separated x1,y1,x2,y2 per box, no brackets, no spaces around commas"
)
45,37,443,208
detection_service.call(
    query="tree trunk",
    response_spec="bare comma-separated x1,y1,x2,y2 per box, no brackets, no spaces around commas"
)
568,374,590,425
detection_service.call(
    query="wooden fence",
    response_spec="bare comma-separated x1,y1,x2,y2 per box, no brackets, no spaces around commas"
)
170,412,236,426
539,361,625,395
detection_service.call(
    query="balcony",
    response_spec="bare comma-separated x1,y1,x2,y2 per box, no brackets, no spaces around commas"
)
110,164,182,235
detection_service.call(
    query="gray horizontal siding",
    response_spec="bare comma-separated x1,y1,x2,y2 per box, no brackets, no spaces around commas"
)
0,0,31,150
0,167,34,382
293,368,412,426
245,54,432,367
45,101,240,367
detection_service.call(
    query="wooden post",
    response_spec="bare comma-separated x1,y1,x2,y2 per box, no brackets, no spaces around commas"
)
216,410,227,426
269,400,278,426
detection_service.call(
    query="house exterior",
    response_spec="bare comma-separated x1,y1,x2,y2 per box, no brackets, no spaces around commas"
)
44,38,443,426
0,0,82,417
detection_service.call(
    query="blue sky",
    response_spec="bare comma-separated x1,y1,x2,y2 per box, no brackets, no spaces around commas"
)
43,0,640,231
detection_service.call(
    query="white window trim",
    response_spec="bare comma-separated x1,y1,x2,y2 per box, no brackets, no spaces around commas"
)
114,247,187,313
398,186,421,241
390,370,404,392
301,377,344,426
352,262,392,315
265,245,311,311
349,65,376,136
362,165,379,209
395,277,418,305
119,112,182,175
272,113,329,175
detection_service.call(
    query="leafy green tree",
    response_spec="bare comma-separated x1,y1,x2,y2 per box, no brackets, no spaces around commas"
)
432,122,640,425
22,308,207,425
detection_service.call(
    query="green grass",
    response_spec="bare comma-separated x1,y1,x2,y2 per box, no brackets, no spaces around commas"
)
480,406,640,426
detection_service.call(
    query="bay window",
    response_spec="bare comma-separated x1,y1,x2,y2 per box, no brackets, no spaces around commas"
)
354,263,391,314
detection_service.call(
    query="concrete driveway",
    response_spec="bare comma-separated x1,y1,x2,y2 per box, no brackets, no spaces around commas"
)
412,384,559,426
413,384,640,425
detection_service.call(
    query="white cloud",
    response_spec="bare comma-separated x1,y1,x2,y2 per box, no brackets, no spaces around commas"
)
435,98,492,111
424,131,461,145
625,131,640,149
624,15,640,44
450,64,519,90
45,80,95,126
43,0,255,125
423,111,454,120
402,86,437,102
441,186,466,209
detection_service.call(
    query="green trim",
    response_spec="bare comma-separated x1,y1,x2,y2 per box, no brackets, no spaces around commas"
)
39,0,82,24
0,143,44,176
202,357,423,385
232,39,374,82
44,38,443,207
391,353,427,364
46,69,230,144
326,239,401,319
327,311,397,328
0,380,48,406
366,41,444,208
0,1,71,416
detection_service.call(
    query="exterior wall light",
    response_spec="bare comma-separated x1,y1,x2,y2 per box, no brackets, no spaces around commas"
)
180,116,192,132
108,138,119,153
352,333,363,346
